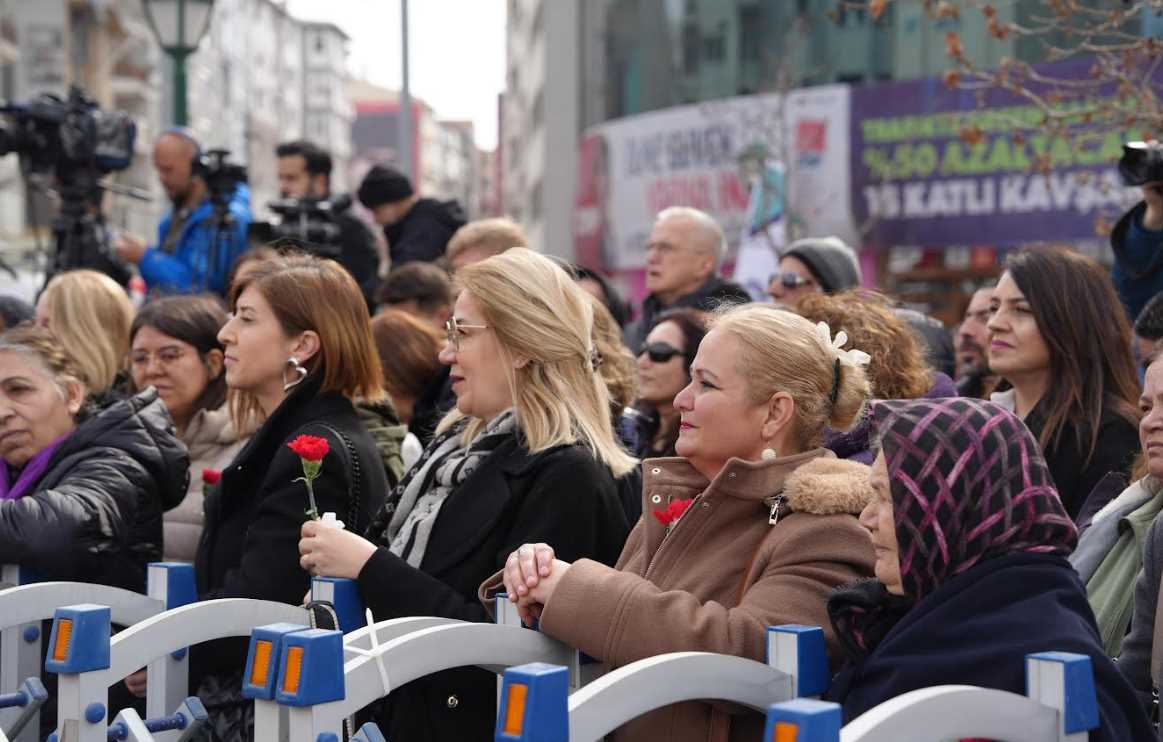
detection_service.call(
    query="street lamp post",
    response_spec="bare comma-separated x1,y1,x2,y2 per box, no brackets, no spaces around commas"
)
141,0,214,127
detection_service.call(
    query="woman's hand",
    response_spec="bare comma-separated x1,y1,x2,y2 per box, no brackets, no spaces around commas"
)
299,520,378,579
124,668,147,698
507,558,573,626
503,543,557,599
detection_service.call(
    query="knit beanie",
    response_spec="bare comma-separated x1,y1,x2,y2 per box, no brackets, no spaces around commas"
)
357,165,414,208
783,236,862,293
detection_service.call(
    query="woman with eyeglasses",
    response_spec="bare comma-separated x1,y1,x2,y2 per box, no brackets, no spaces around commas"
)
297,248,634,742
622,308,708,459
127,295,252,563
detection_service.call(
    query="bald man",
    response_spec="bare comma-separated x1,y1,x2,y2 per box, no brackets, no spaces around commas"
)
114,130,253,296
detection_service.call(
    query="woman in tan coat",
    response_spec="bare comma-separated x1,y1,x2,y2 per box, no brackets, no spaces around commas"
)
495,304,878,742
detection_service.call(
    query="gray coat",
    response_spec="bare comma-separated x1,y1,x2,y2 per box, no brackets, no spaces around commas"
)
1117,498,1163,735
1072,474,1155,583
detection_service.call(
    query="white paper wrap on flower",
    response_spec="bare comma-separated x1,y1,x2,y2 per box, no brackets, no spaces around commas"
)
815,321,872,368
320,512,345,530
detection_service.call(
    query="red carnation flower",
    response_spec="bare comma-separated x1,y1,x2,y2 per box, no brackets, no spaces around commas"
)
287,435,330,462
202,469,222,486
652,498,694,527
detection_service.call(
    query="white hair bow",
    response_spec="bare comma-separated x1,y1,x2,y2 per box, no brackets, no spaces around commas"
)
815,321,872,368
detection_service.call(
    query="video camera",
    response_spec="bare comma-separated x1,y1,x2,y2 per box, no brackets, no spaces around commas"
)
248,194,352,258
1120,142,1163,187
0,86,135,176
196,149,247,208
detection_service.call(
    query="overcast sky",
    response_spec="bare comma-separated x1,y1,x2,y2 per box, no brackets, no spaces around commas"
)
285,0,507,150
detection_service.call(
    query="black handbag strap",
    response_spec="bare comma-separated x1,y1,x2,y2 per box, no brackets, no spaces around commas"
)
306,422,363,533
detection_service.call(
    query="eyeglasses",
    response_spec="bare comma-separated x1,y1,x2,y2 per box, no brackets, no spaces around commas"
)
769,271,815,290
639,341,683,364
444,317,489,352
128,347,187,369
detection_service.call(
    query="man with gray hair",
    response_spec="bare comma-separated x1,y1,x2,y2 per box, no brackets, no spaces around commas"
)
624,207,750,349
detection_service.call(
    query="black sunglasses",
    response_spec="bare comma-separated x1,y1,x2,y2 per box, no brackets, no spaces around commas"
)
639,341,683,364
769,271,815,289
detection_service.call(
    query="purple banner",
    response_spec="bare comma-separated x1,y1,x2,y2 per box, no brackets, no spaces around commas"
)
850,60,1147,248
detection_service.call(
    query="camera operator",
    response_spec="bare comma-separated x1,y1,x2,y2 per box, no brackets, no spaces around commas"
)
275,140,379,305
114,129,252,296
1112,141,1163,319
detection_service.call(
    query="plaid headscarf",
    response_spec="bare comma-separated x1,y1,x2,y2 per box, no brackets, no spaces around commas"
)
875,397,1078,601
829,398,1079,659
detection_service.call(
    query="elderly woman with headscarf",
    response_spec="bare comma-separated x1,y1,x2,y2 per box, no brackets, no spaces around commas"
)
824,398,1152,741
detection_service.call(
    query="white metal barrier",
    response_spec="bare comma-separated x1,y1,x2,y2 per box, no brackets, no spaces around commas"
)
492,625,828,742
763,651,1100,742
0,563,195,742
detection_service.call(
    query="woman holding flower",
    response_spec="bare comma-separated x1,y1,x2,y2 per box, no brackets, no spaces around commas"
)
499,305,878,742
188,254,389,741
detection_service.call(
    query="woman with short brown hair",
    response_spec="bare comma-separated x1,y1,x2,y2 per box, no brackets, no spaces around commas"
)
188,254,390,740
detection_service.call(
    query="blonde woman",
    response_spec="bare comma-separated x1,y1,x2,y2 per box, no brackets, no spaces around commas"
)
298,247,636,741
501,304,879,742
36,270,135,397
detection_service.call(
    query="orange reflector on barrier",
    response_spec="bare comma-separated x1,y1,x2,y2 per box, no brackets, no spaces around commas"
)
502,683,529,735
773,721,798,742
250,640,273,686
282,646,304,695
52,619,73,662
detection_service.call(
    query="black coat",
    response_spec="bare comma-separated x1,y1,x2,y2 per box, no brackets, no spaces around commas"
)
383,198,467,266
826,553,1154,741
0,388,187,591
192,376,388,686
1024,403,1140,523
623,275,750,350
357,434,631,741
1117,508,1163,733
334,210,382,308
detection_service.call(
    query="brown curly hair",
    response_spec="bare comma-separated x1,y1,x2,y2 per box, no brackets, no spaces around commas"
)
793,290,932,401
587,294,637,414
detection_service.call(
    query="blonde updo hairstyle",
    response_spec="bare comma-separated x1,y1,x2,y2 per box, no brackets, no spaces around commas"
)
445,248,637,477
712,304,870,451
38,270,134,393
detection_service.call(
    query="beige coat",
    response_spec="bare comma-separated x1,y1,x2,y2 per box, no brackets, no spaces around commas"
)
534,450,875,742
164,406,248,562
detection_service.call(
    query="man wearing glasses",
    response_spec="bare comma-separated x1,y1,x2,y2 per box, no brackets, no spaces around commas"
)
767,236,862,306
624,207,749,349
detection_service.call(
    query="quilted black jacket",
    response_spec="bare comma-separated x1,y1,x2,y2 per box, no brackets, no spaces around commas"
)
0,388,189,591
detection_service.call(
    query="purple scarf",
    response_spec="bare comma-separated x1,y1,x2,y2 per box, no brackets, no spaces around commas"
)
0,434,71,500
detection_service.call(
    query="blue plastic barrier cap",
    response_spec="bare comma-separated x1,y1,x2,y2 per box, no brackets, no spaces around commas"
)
25,678,47,703
764,699,842,742
274,629,345,707
45,605,111,674
22,625,39,644
147,563,198,610
310,577,364,634
350,722,388,742
495,662,568,742
83,702,105,724
315,734,339,742
767,625,829,697
1026,651,1099,735
242,623,310,700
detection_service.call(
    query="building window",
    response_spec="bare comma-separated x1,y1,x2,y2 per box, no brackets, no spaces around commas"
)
682,21,700,74
703,22,726,62
739,7,761,63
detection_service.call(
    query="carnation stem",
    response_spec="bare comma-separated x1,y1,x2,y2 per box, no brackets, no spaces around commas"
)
305,478,320,521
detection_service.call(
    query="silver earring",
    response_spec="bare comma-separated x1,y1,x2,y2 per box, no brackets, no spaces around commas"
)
761,448,778,461
283,357,308,391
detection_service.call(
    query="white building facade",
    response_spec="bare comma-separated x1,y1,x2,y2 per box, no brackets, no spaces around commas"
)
502,0,579,258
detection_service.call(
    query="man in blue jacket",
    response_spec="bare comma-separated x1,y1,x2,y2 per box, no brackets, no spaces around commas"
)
1111,181,1163,320
114,130,252,296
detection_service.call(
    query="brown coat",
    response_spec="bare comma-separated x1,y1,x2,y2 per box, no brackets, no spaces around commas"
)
536,450,875,742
